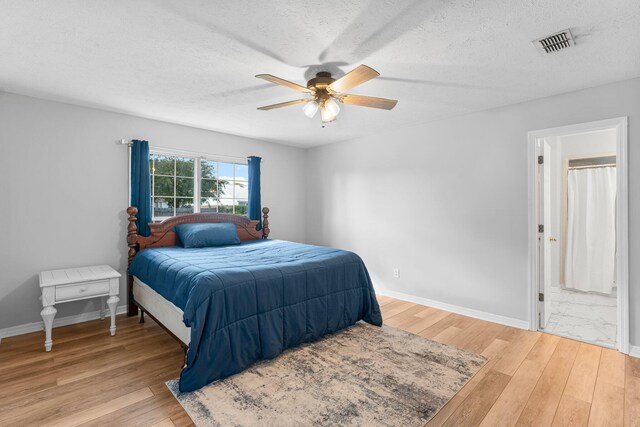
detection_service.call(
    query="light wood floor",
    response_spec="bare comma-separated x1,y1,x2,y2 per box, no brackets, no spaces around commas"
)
1,297,638,426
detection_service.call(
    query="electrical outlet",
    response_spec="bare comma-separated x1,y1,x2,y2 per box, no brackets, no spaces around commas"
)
393,268,400,279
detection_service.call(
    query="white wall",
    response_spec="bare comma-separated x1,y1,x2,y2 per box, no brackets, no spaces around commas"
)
560,129,617,157
0,92,307,330
306,77,640,346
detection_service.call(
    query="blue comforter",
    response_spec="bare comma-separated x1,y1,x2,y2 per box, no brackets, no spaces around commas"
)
129,239,382,392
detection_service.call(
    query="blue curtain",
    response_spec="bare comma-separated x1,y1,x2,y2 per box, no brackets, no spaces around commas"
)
131,140,152,237
247,156,262,230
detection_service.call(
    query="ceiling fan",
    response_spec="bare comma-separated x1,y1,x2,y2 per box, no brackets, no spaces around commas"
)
255,64,398,123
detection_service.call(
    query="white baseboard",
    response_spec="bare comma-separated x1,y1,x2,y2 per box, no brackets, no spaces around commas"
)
377,289,530,330
630,345,640,359
0,305,128,343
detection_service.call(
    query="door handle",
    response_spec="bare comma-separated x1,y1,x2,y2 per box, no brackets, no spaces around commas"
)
549,237,557,242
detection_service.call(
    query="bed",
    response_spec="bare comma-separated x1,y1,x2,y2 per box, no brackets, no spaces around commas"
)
126,207,383,392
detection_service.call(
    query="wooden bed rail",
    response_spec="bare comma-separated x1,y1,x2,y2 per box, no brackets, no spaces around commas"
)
126,206,270,317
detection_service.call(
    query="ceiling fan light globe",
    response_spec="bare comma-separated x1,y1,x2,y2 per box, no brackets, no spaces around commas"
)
302,101,319,118
320,106,337,123
325,98,340,117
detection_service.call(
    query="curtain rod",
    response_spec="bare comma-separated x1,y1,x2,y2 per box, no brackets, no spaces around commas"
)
568,164,616,170
568,155,616,169
119,139,255,163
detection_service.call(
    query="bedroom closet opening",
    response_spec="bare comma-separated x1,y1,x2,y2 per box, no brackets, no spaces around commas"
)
533,123,624,349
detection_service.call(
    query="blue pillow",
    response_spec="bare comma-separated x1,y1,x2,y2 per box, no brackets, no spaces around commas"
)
174,223,241,248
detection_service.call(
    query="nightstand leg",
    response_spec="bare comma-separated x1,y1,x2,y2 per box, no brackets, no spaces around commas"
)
107,296,119,336
41,306,57,351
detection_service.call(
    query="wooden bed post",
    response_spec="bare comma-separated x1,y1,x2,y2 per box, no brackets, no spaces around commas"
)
126,206,139,317
262,207,270,239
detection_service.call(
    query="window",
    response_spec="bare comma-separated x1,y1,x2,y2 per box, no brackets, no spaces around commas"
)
150,152,249,220
151,155,195,218
200,159,248,215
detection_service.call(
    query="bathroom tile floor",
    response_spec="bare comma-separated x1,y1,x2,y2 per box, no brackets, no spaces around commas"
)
544,286,617,348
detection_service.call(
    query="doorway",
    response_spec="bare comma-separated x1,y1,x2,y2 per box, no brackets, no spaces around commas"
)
528,117,629,353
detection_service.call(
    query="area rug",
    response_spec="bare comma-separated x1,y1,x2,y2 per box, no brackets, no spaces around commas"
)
167,323,486,427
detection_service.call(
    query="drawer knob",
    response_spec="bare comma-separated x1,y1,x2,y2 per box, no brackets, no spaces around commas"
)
79,287,87,293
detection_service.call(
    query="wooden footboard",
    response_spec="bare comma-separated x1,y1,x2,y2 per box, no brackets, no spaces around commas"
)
126,206,270,317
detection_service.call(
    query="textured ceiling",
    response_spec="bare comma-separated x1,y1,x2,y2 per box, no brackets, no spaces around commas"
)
1,0,639,147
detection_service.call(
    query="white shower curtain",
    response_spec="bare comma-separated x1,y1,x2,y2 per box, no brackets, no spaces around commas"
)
564,166,616,294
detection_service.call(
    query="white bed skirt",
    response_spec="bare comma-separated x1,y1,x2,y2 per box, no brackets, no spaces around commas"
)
133,277,191,345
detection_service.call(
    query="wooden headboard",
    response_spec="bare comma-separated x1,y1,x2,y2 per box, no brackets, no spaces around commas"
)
125,206,270,316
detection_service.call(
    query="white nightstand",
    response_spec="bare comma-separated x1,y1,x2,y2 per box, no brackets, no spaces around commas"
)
39,265,121,351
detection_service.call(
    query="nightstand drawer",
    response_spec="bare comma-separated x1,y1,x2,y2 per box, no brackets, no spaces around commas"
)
55,280,110,302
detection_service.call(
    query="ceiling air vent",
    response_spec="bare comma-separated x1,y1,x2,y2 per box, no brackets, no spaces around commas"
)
534,29,575,54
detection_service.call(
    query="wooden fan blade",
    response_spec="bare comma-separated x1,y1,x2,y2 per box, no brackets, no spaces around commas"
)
328,65,380,93
255,74,313,93
257,99,309,110
338,94,398,110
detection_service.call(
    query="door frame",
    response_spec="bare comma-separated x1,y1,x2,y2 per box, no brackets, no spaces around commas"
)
527,117,629,354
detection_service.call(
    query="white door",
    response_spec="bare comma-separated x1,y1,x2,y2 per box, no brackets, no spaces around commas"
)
543,141,552,327
537,140,552,329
